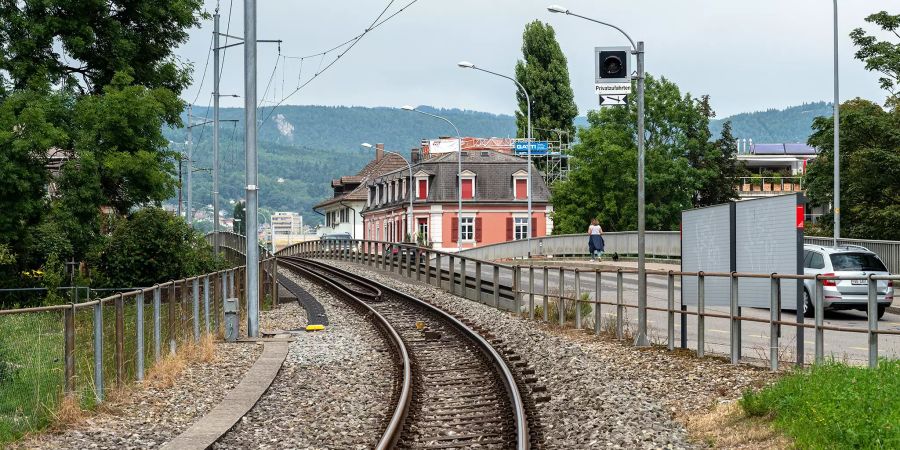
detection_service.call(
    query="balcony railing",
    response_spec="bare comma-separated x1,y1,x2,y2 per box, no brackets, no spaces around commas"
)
737,176,803,195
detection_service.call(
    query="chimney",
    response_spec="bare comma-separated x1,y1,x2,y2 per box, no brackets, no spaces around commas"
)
375,143,384,161
411,147,421,164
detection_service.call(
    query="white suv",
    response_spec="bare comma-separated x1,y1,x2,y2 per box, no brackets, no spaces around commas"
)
802,244,894,320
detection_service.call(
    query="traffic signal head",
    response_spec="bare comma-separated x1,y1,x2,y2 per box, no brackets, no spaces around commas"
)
594,46,630,83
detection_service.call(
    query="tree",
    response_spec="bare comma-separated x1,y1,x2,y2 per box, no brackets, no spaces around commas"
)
550,75,741,234
514,21,578,141
233,201,246,235
850,11,900,106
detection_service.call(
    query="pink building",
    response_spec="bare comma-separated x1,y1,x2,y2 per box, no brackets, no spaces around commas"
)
361,149,553,251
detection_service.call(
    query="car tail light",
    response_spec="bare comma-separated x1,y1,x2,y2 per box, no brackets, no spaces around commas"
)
889,281,894,288
821,273,837,287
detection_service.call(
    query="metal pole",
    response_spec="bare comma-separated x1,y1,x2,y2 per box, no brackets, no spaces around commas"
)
634,40,649,347
204,275,211,334
187,105,193,227
833,0,841,243
213,10,221,256
525,85,532,257
244,0,260,338
153,285,161,363
136,292,144,381
93,301,103,402
458,136,462,252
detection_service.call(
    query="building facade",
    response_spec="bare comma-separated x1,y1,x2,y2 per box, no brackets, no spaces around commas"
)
314,144,408,238
362,149,553,251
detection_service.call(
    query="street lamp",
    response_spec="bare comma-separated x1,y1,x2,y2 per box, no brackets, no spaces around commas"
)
362,143,414,242
458,61,534,257
402,105,464,252
548,4,649,347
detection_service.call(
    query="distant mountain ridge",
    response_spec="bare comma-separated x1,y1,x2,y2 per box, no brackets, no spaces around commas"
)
709,101,832,143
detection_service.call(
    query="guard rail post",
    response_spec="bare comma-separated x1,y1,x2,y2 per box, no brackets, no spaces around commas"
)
815,276,825,364
434,253,442,288
460,258,468,299
273,258,279,307
769,275,780,372
574,268,582,329
493,264,500,308
153,285,161,363
64,304,75,394
594,270,602,335
221,273,228,334
136,292,145,382
93,300,104,402
616,269,624,340
512,265,520,314
475,260,482,303
558,267,566,327
730,274,740,364
448,255,456,295
528,265,535,320
416,248,422,281
204,276,211,333
169,282,176,354
542,267,549,322
867,277,878,368
193,278,200,342
115,293,124,386
667,271,675,351
698,272,706,358
407,247,413,279
424,250,432,285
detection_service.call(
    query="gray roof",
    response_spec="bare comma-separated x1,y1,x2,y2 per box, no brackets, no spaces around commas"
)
364,150,550,212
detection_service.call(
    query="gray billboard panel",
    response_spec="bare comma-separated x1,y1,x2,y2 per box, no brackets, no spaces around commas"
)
682,204,732,306
735,194,802,308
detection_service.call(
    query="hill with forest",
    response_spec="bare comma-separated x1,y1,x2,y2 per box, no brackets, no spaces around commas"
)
166,102,832,227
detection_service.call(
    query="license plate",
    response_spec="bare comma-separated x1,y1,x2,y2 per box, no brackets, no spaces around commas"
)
851,279,868,285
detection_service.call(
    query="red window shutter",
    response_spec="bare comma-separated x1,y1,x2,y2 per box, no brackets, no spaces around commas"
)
462,179,473,199
532,218,538,237
515,179,527,199
451,218,459,242
506,217,513,241
475,217,483,242
417,179,427,199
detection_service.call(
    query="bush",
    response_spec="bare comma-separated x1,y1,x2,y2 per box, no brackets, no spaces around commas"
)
740,360,900,448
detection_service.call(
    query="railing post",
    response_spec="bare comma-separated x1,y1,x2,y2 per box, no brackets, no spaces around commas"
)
434,253,442,288
667,271,675,351
460,258,468,299
542,267,549,322
730,274,740,364
169,282,176,354
529,265,535,320
769,275,780,372
136,292,145,382
867,277,878,369
698,272,706,358
574,268,582,329
204,276,211,334
115,294,124,386
448,255,456,295
272,258,279,307
595,270,603,335
616,269,624,339
424,250,432,285
64,305,75,394
416,248,422,281
512,265,520,314
558,267,566,327
493,264,500,308
153,285,161,363
193,278,201,342
475,260,482,303
815,276,825,364
406,247,413,279
221,272,228,333
93,300,103,402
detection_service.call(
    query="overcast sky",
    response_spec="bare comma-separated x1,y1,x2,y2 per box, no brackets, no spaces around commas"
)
176,0,895,118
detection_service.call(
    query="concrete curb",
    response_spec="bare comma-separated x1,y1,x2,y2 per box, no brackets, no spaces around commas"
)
159,336,290,450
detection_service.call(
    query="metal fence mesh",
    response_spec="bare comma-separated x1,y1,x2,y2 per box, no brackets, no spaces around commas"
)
0,310,65,442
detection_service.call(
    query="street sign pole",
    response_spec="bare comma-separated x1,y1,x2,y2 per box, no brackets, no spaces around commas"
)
634,40,649,347
244,0,260,338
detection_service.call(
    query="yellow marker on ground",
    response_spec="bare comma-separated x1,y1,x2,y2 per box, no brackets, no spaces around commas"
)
416,321,426,330
306,324,325,332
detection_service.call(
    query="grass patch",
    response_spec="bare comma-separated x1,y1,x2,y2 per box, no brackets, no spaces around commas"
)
740,360,900,449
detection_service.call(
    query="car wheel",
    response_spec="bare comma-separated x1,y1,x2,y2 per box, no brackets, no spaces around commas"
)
803,289,814,318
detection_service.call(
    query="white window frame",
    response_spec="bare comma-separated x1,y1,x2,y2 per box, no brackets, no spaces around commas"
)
416,217,429,242
512,170,529,200
460,216,475,242
415,172,429,200
514,216,529,240
460,170,476,200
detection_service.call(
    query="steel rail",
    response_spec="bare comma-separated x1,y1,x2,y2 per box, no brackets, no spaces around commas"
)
278,258,411,450
286,256,531,450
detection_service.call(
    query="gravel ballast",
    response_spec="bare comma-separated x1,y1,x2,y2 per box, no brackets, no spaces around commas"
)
18,342,262,450
213,269,396,449
322,259,773,449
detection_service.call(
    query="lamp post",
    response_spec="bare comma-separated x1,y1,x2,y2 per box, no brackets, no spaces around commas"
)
362,143,414,242
548,4,649,347
402,106,463,252
832,0,840,244
458,61,534,257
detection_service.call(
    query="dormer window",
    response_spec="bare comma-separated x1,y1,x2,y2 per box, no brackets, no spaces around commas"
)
512,169,528,200
460,170,476,200
414,170,430,200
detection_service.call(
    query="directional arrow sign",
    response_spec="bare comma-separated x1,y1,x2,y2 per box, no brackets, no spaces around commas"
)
599,94,627,106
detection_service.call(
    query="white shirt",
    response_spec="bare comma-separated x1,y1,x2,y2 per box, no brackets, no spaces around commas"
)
589,225,602,235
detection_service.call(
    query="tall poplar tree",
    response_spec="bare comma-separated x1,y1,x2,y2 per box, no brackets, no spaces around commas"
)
514,21,578,141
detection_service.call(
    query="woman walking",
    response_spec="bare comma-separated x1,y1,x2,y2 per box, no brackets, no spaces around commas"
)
588,219,604,261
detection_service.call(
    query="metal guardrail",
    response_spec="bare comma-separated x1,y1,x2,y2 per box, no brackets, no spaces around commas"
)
281,238,898,371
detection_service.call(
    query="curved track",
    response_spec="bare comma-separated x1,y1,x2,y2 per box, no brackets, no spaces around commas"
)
281,257,531,450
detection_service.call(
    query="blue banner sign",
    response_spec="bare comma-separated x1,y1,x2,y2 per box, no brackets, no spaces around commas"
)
514,141,550,155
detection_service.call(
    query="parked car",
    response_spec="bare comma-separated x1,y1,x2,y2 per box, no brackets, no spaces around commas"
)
383,243,428,261
320,232,353,250
802,244,894,319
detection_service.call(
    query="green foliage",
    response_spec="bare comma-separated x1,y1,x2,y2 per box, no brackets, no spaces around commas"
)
233,201,246,235
0,245,14,266
850,11,900,106
94,207,221,288
551,75,741,234
514,21,578,140
709,102,833,143
740,361,900,448
40,254,64,305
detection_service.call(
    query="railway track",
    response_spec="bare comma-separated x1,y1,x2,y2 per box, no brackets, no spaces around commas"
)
281,256,536,449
